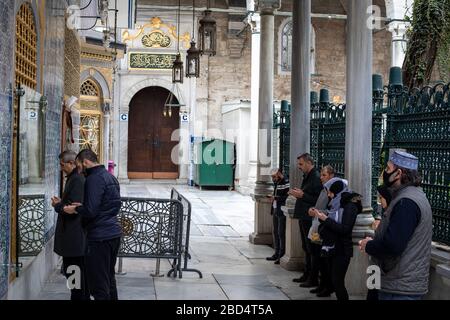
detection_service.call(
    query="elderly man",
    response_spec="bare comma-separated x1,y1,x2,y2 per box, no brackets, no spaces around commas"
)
359,151,432,300
51,150,89,300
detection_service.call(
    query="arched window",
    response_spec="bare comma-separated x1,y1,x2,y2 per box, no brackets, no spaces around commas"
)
80,79,100,97
79,79,102,158
15,3,37,89
280,19,316,74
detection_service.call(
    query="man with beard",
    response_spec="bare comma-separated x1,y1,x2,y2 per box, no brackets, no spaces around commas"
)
359,151,432,300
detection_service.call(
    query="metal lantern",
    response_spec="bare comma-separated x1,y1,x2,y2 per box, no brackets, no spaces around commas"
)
172,53,184,83
199,10,216,56
186,41,201,78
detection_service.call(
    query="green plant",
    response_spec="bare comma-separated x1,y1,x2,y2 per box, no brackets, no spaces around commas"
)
402,0,450,87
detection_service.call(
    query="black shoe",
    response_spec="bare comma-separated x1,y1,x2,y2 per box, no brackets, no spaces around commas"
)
316,289,334,297
293,274,309,283
274,259,280,265
310,287,323,294
266,255,278,261
300,279,319,288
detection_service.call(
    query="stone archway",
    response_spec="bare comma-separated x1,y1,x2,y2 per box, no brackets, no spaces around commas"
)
117,78,186,181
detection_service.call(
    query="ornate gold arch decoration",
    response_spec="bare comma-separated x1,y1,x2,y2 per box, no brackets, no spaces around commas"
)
122,17,191,49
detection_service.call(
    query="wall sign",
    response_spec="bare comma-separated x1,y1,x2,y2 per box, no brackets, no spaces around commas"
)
129,53,176,70
180,113,189,123
28,110,38,120
120,113,128,122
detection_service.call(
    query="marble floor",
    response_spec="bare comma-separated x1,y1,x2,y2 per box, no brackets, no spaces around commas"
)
37,182,363,300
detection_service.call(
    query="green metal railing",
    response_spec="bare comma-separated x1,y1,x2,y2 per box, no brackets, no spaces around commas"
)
273,101,291,179
383,82,450,245
274,75,449,245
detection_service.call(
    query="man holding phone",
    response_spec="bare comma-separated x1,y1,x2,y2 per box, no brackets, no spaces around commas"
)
289,153,322,286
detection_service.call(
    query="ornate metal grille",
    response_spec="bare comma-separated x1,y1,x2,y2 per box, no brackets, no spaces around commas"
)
15,3,37,89
273,107,291,178
18,195,45,256
80,80,99,96
79,113,101,155
384,83,450,245
118,198,183,261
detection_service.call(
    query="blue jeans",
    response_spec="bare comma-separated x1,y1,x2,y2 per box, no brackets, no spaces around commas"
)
378,291,423,300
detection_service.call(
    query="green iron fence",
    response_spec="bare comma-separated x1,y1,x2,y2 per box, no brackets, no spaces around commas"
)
383,82,450,245
273,101,291,178
274,78,449,245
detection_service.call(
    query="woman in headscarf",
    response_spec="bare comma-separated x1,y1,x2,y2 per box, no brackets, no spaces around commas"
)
310,178,362,300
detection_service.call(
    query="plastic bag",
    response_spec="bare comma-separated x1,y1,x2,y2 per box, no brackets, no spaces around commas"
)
308,216,322,244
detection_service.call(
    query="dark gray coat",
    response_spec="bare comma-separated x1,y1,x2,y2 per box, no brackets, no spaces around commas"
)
293,168,322,221
54,169,86,257
372,186,432,296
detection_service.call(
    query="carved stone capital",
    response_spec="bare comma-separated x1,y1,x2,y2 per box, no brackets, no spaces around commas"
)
255,0,281,15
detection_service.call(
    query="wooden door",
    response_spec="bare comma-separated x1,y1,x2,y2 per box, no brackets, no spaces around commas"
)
128,87,179,179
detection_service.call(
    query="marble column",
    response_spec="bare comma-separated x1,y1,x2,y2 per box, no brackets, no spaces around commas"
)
387,21,408,67
280,0,311,271
249,0,279,245
345,0,375,296
246,11,260,194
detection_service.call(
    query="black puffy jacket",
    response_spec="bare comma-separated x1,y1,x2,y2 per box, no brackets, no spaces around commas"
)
319,192,362,257
76,165,122,241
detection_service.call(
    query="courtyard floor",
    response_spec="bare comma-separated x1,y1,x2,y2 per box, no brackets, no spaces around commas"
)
37,182,363,300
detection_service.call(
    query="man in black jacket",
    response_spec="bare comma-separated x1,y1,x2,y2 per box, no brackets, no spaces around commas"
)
289,153,322,286
266,168,290,264
64,149,122,300
51,150,89,300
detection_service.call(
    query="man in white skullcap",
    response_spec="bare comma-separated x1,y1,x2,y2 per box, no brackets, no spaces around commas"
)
359,150,432,300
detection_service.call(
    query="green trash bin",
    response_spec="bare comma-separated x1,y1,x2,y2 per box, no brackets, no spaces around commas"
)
194,139,235,190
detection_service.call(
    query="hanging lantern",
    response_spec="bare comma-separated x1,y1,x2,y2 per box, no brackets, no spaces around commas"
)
199,9,216,56
172,53,184,83
186,41,200,78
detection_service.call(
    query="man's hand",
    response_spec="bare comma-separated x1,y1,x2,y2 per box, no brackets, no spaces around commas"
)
63,203,82,215
308,207,316,217
51,196,61,207
288,188,304,199
358,237,373,253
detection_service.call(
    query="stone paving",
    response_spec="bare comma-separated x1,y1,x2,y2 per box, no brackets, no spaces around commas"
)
38,182,363,300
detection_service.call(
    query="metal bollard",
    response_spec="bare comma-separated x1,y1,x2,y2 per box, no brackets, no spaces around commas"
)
150,214,164,278
116,256,127,275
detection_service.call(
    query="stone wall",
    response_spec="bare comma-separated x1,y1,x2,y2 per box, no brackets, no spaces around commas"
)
0,0,15,301
273,17,392,103
199,12,392,133
199,12,251,132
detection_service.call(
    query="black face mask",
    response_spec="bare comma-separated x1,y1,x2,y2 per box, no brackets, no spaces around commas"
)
383,169,398,187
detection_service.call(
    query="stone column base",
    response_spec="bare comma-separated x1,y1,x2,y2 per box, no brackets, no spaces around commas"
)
249,232,273,245
346,245,370,297
280,200,305,272
249,188,274,246
118,178,130,184
280,255,304,271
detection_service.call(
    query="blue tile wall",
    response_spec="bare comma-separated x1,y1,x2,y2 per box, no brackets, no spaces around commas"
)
42,0,64,240
0,0,15,300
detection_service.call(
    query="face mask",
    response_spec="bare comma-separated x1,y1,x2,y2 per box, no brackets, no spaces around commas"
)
383,169,398,187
